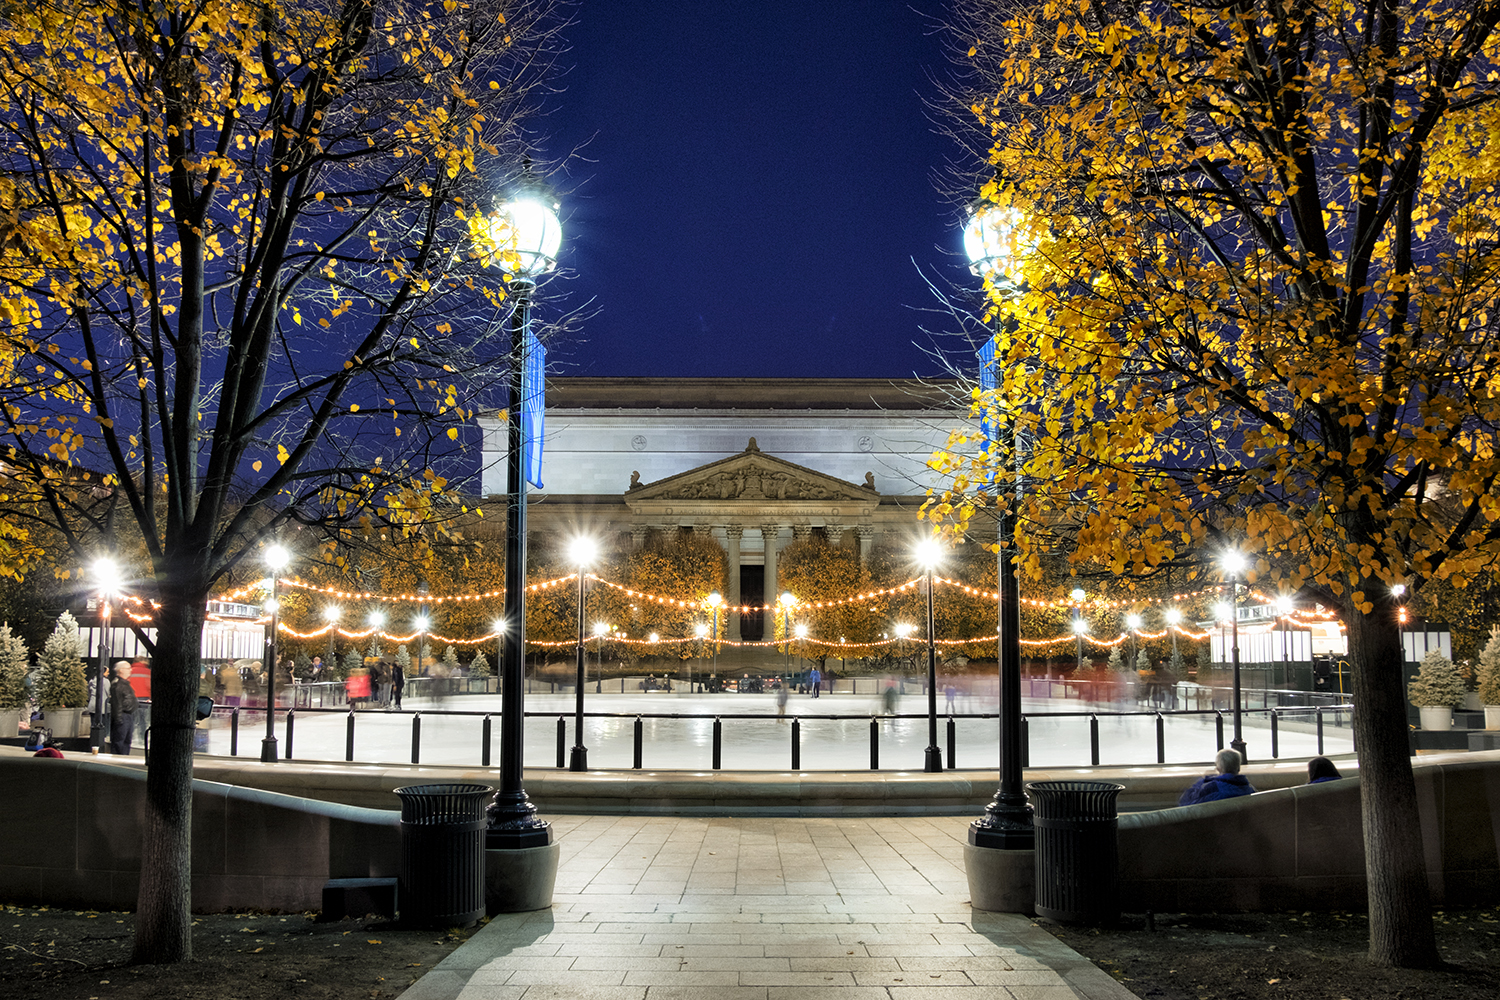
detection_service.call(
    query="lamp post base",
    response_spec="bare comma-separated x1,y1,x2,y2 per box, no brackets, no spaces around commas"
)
486,790,554,850
1230,736,1248,762
89,720,108,750
568,746,588,771
260,737,279,763
924,746,943,773
969,791,1034,850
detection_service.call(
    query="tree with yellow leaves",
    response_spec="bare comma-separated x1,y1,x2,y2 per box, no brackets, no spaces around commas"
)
0,0,564,964
932,0,1500,967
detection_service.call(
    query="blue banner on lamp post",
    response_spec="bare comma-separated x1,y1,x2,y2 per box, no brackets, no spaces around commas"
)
522,329,546,488
977,339,997,466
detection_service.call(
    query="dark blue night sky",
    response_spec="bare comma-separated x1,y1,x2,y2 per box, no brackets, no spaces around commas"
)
538,2,972,378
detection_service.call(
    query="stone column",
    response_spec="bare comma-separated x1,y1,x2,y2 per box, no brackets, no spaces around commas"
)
631,525,651,550
791,524,813,544
825,522,845,547
725,526,743,641
856,525,875,565
762,523,782,604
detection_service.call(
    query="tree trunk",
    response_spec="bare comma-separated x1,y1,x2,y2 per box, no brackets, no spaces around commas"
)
1346,601,1440,967
131,589,206,964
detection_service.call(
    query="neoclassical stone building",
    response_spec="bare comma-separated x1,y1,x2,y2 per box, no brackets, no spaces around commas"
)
475,378,963,640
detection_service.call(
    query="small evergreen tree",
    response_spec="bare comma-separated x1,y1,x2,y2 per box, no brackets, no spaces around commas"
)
339,648,363,680
1134,649,1150,673
1106,645,1126,671
365,637,382,658
1408,649,1466,708
1169,644,1185,677
0,623,30,710
293,652,313,680
395,643,412,671
1476,627,1500,706
470,651,491,677
1197,643,1214,674
442,644,460,671
38,611,87,709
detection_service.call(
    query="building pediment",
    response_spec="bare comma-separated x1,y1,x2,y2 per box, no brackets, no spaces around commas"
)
625,438,878,509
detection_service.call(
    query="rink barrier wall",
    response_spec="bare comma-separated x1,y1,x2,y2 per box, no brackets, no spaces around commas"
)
0,750,398,912
1117,750,1500,910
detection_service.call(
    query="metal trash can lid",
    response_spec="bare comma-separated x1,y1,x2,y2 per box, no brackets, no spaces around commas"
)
393,783,494,824
1024,780,1125,820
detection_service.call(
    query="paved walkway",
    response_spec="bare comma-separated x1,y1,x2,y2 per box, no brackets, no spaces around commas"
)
401,815,1138,1000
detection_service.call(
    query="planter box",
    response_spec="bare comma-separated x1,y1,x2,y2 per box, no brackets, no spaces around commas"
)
39,707,84,738
1486,705,1500,730
1419,705,1454,732
0,708,19,739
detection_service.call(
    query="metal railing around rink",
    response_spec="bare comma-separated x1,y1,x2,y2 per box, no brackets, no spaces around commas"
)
197,701,1354,770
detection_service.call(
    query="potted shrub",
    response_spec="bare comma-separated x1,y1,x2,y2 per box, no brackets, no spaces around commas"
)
1408,648,1466,732
37,610,88,737
0,624,29,738
1478,627,1500,730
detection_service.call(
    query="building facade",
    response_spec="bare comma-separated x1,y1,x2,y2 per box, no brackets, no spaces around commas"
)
474,377,965,641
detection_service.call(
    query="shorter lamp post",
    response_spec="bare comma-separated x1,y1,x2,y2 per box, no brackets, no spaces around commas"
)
1165,608,1182,662
894,623,914,675
778,592,797,677
593,622,609,692
794,623,808,685
369,610,386,655
1221,551,1247,760
262,544,291,762
1125,612,1143,670
568,538,597,771
1071,588,1087,672
324,606,341,672
1071,618,1089,677
916,538,944,773
705,592,723,688
694,623,709,692
90,557,120,750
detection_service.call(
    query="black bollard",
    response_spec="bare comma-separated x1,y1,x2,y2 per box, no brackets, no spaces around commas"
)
482,714,492,767
230,707,239,757
791,717,801,770
712,717,722,770
946,716,956,769
634,716,643,769
870,717,879,770
346,709,356,762
556,716,566,768
285,709,294,761
1155,712,1165,763
1089,714,1100,765
410,713,421,764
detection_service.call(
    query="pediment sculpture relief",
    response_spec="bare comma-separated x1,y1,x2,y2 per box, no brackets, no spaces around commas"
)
661,462,843,501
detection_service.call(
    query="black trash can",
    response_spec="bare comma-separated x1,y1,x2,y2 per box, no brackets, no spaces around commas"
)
1026,779,1124,924
394,783,493,928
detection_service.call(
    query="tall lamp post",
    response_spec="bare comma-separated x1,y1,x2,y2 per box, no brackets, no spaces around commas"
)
567,538,597,771
1125,613,1143,670
90,557,120,750
261,544,290,762
916,539,944,773
963,202,1036,846
1221,551,1248,760
484,184,561,850
369,610,386,657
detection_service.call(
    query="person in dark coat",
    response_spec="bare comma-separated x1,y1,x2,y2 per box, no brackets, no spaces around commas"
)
110,662,139,755
1306,756,1343,783
392,661,405,710
1178,748,1255,805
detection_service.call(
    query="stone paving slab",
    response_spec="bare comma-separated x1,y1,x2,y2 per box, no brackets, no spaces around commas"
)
402,815,1139,1000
